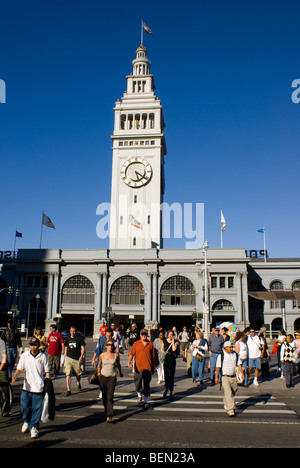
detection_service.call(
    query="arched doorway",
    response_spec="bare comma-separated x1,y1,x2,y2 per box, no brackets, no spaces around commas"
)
110,275,145,326
211,299,235,328
294,318,300,332
61,275,95,336
160,275,196,330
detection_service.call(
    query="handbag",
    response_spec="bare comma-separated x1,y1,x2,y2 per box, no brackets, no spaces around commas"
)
272,342,279,355
236,368,244,384
88,370,100,385
0,368,9,384
195,353,203,361
161,342,173,365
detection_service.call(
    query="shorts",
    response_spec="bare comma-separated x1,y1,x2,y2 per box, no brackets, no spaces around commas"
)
64,356,83,376
180,342,189,352
248,357,261,370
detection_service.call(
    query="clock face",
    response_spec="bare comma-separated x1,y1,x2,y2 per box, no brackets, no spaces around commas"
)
121,158,152,187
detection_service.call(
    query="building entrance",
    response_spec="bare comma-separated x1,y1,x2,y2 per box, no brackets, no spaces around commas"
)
160,316,194,333
60,314,94,337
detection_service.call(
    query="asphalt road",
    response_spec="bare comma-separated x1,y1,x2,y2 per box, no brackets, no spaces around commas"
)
1,339,300,451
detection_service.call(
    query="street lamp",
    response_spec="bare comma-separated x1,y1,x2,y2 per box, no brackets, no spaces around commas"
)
202,240,209,339
35,293,40,331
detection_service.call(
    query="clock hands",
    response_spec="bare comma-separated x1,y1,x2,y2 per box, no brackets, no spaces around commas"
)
134,170,145,181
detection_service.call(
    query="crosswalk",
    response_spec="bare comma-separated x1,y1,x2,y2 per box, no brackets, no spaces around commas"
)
90,391,297,419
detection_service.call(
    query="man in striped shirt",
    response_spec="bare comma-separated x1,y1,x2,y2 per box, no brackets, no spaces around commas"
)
215,341,244,417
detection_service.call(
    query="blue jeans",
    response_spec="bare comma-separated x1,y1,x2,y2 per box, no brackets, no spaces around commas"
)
21,391,44,429
209,352,220,380
192,356,205,381
240,358,248,385
7,348,18,379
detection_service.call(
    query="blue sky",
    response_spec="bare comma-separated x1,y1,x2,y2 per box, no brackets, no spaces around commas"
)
1,0,300,257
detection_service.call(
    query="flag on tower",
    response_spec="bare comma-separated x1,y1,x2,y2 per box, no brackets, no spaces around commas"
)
42,213,55,229
220,210,226,248
221,210,226,232
143,20,153,35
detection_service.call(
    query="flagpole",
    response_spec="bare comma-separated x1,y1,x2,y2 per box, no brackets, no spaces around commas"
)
141,19,144,45
39,211,44,249
13,228,17,258
221,223,223,248
263,226,267,263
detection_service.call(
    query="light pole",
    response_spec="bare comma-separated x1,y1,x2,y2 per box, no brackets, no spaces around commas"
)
35,293,40,331
202,240,209,339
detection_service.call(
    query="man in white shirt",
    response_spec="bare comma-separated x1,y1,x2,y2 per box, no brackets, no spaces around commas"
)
247,329,265,386
12,337,51,439
215,341,244,417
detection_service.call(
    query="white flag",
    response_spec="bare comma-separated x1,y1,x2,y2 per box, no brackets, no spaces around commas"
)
221,210,226,232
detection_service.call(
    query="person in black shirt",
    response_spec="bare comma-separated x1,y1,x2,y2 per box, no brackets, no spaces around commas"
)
63,326,85,396
1,318,23,380
161,330,178,399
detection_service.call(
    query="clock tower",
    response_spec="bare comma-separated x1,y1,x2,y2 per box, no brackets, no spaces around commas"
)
109,45,167,249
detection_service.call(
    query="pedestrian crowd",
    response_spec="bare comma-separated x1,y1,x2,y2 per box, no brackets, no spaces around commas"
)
0,317,299,438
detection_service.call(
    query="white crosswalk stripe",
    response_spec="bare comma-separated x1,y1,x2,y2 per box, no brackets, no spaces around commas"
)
90,392,297,417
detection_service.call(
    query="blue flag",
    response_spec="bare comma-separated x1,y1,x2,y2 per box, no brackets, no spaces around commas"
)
257,228,264,234
15,230,23,238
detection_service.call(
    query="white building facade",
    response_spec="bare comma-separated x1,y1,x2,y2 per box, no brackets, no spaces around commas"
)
1,45,300,337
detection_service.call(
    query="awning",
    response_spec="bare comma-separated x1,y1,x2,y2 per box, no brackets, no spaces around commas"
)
248,291,300,300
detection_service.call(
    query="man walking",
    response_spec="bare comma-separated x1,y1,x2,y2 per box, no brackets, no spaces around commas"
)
1,318,23,380
12,337,51,439
208,327,224,384
64,326,85,396
281,334,299,388
215,341,244,417
128,328,156,410
247,328,265,386
46,324,64,378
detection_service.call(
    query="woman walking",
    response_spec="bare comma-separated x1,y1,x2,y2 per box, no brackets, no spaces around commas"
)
191,331,208,385
153,331,165,384
275,329,286,379
161,330,178,399
235,331,248,386
98,340,123,423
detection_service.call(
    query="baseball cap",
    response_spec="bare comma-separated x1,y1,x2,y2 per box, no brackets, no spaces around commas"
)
223,341,233,348
140,329,148,335
29,337,40,346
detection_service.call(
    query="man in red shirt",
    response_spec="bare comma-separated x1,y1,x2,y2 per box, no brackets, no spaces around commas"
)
99,321,108,336
128,328,156,410
47,324,64,378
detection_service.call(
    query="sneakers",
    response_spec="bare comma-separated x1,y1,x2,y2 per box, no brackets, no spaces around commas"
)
30,427,39,439
253,379,259,386
21,422,29,433
21,423,39,439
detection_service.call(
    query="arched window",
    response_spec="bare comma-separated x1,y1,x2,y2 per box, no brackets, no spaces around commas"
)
62,275,95,305
212,300,235,311
292,281,300,308
270,280,284,309
160,275,195,306
270,280,284,290
110,276,144,305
